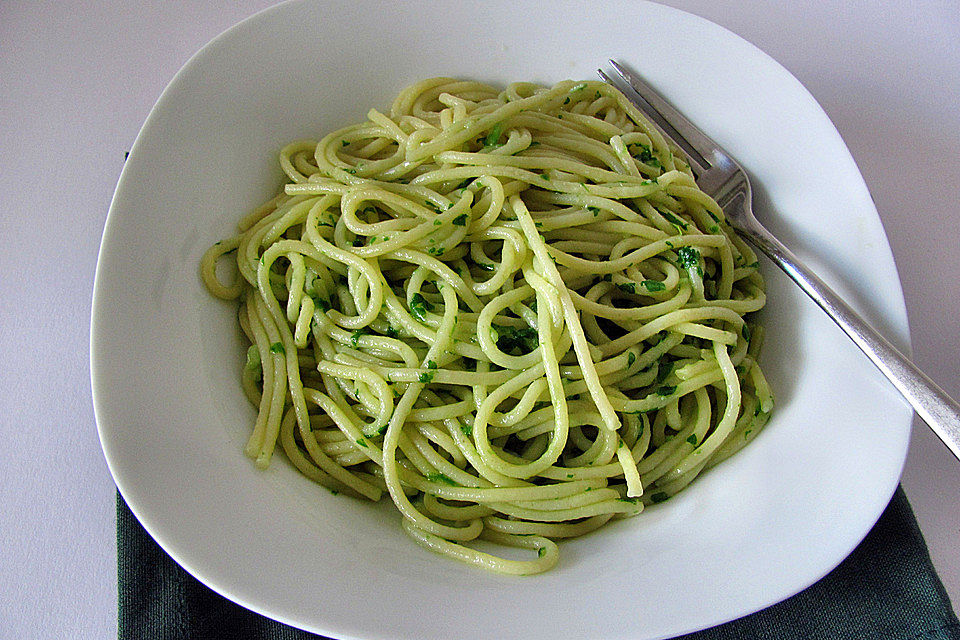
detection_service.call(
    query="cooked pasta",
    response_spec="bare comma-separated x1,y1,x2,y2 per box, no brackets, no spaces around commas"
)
200,77,773,575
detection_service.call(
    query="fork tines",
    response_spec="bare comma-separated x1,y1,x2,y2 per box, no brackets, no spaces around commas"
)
600,60,719,174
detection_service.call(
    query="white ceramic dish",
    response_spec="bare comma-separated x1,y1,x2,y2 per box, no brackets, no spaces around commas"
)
91,1,912,638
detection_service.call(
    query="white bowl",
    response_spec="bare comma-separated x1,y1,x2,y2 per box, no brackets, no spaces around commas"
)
92,1,912,638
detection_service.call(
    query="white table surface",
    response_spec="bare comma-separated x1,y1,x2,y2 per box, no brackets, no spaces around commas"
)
2,1,957,637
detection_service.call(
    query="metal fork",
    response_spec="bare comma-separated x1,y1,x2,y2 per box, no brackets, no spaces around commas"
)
601,60,960,461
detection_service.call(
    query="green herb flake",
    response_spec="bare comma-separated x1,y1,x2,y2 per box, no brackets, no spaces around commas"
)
427,360,437,369
676,246,701,269
355,438,368,448
571,82,587,92
656,384,677,396
661,211,688,230
742,324,752,342
409,293,433,321
627,351,636,368
460,423,473,438
493,324,539,354
452,213,468,226
617,282,636,294
269,342,285,355
351,329,366,348
633,144,662,169
537,547,547,558
484,123,504,148
686,434,698,446
587,206,600,216
642,279,666,292
426,471,457,486
418,371,435,384
747,261,760,269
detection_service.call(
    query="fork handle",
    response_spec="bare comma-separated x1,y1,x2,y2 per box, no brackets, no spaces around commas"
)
739,222,960,461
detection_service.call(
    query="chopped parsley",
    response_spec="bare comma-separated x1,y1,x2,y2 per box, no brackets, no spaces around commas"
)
269,342,285,355
418,371,435,384
492,324,539,354
427,360,437,369
385,325,399,339
426,471,457,486
460,423,473,438
355,438,368,448
642,279,666,292
661,211,688,231
742,323,752,342
627,351,636,368
633,144,662,169
484,123,503,148
676,246,701,269
656,384,677,396
587,206,600,216
452,213,468,226
409,293,433,321
350,329,366,348
617,282,636,294
686,434,698,446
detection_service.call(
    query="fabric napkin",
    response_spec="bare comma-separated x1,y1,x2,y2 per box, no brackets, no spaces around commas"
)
117,486,959,640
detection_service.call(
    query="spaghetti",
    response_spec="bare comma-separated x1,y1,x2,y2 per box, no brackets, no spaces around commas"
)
200,78,773,575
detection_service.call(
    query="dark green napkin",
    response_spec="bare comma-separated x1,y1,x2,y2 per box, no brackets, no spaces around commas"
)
117,486,959,640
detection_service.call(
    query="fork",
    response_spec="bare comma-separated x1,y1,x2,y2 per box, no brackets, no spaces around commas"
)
601,60,960,461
